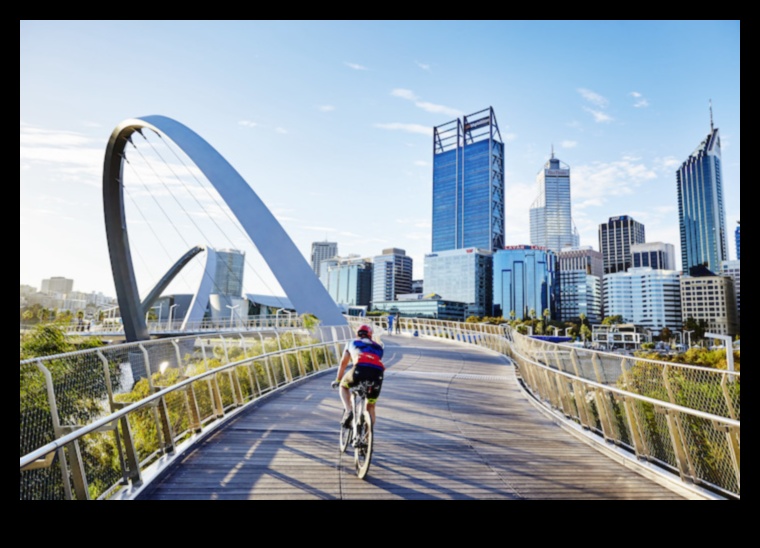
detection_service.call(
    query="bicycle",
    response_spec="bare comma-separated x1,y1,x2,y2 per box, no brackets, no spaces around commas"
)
335,381,374,479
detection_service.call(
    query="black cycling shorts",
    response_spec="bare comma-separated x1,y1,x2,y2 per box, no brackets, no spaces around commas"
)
341,364,384,403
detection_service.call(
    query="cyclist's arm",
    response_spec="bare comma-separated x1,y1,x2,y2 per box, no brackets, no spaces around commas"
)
335,350,351,382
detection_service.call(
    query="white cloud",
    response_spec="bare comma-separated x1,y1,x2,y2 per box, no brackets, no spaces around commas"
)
238,120,258,127
391,88,417,100
583,107,614,123
345,62,368,70
374,123,432,136
630,91,650,108
415,61,431,71
561,140,577,149
391,88,462,118
577,88,609,108
275,127,288,134
503,133,517,142
318,105,335,112
414,160,428,167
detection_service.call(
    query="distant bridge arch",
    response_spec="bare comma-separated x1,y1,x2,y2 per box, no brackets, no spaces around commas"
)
103,115,346,341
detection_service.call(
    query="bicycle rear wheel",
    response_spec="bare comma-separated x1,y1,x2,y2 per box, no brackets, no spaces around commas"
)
354,411,373,479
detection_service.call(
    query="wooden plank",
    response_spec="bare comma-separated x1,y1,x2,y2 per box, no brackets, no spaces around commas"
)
137,335,690,500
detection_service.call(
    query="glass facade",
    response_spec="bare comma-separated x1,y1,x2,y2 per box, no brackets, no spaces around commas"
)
603,267,682,333
371,298,467,321
492,246,557,320
320,256,373,307
735,222,740,260
310,241,338,278
214,249,245,296
558,270,602,324
371,248,413,303
432,107,504,253
631,242,676,271
530,153,577,253
423,248,493,317
598,216,646,274
677,126,727,274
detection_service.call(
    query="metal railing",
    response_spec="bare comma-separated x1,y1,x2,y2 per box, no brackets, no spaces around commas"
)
20,324,356,500
20,316,739,499
378,317,739,499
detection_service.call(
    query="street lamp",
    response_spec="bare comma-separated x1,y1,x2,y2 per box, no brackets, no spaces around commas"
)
550,326,561,336
226,304,240,329
564,327,573,337
168,304,178,331
684,330,694,348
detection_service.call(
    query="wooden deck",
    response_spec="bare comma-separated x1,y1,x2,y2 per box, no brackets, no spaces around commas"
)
136,335,692,500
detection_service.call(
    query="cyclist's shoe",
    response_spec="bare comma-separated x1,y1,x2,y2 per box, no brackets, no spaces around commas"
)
341,410,353,428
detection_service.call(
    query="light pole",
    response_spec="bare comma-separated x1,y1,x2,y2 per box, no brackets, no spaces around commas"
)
550,326,561,336
684,330,694,348
564,327,573,337
226,304,240,329
168,304,178,331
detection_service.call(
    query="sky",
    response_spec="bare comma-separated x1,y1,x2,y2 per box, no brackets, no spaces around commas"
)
20,20,741,300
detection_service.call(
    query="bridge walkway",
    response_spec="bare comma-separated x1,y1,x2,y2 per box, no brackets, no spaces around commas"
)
136,334,689,500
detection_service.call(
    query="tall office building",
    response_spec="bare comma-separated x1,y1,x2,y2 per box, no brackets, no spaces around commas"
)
530,150,579,253
603,267,682,334
631,242,676,271
598,215,646,274
735,221,740,260
423,248,493,317
680,266,738,337
557,246,603,323
41,276,74,295
319,255,373,308
492,245,557,320
214,249,245,296
721,259,740,331
432,107,505,252
676,108,728,274
372,248,413,303
310,241,338,278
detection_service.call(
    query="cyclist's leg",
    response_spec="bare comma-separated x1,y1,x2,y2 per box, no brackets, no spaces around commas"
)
339,367,356,424
366,401,376,424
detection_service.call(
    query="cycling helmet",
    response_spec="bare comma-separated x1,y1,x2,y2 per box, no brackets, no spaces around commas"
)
357,324,373,338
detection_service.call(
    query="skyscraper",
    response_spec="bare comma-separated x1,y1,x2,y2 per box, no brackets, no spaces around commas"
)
530,150,579,253
631,242,676,271
423,248,493,318
320,255,373,308
214,249,245,296
598,215,645,275
557,246,603,323
735,221,740,260
492,245,557,320
676,107,728,274
310,241,338,278
372,248,413,303
432,107,505,252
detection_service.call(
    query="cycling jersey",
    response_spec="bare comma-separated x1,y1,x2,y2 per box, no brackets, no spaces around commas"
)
344,337,385,370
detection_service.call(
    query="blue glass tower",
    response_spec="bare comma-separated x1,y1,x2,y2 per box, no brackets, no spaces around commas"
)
432,107,504,252
677,109,727,274
735,221,740,260
492,245,557,320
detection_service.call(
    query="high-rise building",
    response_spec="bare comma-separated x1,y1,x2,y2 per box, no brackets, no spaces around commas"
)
214,249,245,296
631,242,676,271
423,248,493,318
492,245,557,320
530,150,579,253
735,221,740,260
721,259,740,332
598,215,646,274
432,107,505,253
310,241,338,278
557,246,603,323
372,248,413,303
319,255,373,307
41,276,74,295
676,108,728,274
603,267,682,334
680,265,738,337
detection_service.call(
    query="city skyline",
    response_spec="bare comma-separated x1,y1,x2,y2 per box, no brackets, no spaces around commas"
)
21,21,740,298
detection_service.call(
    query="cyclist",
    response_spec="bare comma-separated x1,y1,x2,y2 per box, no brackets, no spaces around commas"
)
331,323,385,427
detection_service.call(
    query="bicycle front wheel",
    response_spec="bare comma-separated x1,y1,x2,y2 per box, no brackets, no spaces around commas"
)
339,421,351,453
354,411,373,479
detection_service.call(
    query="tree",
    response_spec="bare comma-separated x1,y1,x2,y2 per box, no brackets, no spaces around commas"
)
602,315,623,325
659,326,672,342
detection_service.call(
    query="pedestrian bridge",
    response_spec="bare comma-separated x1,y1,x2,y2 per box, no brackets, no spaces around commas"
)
20,318,740,500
